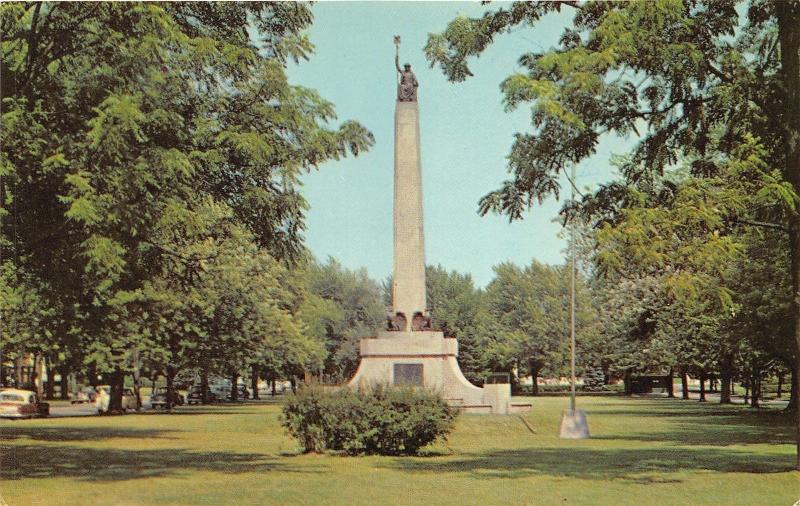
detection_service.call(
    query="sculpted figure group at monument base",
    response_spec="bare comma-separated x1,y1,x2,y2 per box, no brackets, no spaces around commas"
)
387,311,432,332
394,35,418,102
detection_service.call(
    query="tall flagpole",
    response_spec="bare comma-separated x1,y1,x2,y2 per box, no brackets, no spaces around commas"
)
569,163,577,414
560,163,589,439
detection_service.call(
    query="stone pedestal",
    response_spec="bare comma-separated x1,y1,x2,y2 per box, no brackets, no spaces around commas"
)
348,331,485,406
348,331,530,414
482,383,511,415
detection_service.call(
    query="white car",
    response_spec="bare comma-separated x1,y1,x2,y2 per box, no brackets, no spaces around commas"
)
95,387,139,413
0,389,50,419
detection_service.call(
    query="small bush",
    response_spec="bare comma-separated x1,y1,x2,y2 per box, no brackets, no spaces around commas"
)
281,385,457,456
582,368,606,391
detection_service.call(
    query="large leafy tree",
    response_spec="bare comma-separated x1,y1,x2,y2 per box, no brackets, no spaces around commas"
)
590,138,790,393
141,199,319,407
1,3,373,408
427,0,800,466
426,265,490,384
303,258,384,381
483,260,593,394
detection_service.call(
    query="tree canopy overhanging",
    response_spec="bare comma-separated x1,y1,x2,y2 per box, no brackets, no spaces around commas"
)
0,2,373,410
426,0,800,468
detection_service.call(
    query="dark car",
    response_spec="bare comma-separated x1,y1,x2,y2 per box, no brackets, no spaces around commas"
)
150,387,184,409
225,385,249,401
186,386,217,405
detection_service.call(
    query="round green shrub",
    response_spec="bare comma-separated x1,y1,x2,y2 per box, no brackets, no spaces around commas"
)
281,384,458,456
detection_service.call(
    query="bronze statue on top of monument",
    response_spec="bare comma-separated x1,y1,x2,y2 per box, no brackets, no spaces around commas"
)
394,36,418,102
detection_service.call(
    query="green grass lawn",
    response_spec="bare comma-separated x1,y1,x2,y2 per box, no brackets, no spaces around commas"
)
1,396,796,505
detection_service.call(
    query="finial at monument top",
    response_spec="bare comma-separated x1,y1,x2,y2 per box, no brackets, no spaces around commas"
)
394,35,418,102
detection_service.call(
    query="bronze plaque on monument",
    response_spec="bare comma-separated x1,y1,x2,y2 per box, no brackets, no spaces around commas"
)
393,364,423,386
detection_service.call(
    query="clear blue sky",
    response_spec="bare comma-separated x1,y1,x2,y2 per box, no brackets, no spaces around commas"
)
287,2,631,287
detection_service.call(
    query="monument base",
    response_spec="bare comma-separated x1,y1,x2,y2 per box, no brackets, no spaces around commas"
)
558,409,590,439
348,331,530,415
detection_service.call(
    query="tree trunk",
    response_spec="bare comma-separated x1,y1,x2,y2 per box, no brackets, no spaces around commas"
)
166,365,176,410
14,356,23,387
777,373,784,398
720,371,732,404
667,367,674,398
788,366,798,413
88,363,97,387
34,355,44,398
251,365,260,400
744,383,750,405
681,370,690,400
776,0,800,472
59,364,69,400
623,368,632,396
530,361,539,396
271,378,276,397
44,356,55,400
132,349,141,409
108,368,124,414
751,373,761,408
200,367,210,404
230,372,238,402
699,370,706,402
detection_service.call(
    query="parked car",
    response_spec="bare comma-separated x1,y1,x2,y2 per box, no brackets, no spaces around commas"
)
121,388,139,412
257,382,289,397
150,387,184,409
186,385,217,405
208,381,231,400
225,384,249,401
71,386,97,404
0,389,50,419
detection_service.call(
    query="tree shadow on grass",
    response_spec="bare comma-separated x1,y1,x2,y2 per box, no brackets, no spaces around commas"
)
593,419,793,447
142,409,258,416
588,397,783,418
587,399,794,446
385,446,793,483
1,444,321,481
0,426,178,442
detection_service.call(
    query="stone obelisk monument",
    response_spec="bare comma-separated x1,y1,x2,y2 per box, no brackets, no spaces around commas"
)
347,37,526,415
392,92,426,329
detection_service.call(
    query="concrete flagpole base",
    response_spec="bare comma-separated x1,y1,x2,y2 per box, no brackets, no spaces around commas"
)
559,409,590,439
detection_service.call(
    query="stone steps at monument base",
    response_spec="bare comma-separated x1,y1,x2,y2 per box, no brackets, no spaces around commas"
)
444,398,465,406
462,404,493,414
444,396,532,414
510,403,533,413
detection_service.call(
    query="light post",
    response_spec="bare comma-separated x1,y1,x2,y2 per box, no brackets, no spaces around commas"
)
559,164,589,439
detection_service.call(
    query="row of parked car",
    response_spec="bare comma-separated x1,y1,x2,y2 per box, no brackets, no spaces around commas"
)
71,384,253,408
185,384,250,404
0,381,284,420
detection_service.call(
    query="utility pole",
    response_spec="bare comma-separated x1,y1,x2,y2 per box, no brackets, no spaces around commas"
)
569,164,577,413
559,164,589,439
